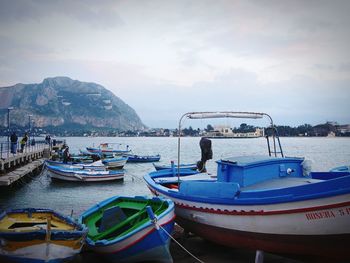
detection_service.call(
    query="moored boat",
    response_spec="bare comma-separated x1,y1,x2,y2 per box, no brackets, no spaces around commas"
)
45,160,107,170
0,208,87,263
125,154,161,163
330,165,350,172
86,143,131,155
143,111,350,261
46,164,124,182
153,162,197,171
102,156,128,169
79,196,175,263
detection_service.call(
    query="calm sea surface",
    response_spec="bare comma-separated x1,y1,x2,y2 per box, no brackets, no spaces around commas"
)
1,136,349,216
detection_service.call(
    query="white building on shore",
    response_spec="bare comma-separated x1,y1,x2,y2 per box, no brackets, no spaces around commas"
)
205,125,264,138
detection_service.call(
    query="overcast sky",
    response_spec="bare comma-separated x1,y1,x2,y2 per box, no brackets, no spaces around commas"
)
0,0,349,128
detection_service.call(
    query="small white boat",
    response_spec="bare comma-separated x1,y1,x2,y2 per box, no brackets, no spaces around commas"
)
46,164,124,182
102,156,128,169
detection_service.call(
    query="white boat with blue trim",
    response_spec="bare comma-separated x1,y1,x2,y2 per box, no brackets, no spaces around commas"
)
144,111,350,261
46,164,124,182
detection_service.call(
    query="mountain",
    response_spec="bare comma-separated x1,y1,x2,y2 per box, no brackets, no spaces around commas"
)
0,77,145,131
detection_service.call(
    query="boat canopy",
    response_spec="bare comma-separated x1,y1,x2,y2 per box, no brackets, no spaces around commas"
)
177,111,283,181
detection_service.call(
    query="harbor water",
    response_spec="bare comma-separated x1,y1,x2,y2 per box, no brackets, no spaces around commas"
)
0,136,349,262
1,136,350,216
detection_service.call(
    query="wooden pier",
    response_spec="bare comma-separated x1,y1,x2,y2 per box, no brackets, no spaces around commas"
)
0,142,63,186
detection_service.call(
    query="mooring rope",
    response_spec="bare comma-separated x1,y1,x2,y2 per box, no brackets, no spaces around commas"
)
156,222,205,263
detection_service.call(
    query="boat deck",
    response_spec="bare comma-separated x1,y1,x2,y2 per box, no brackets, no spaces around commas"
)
154,173,217,184
242,177,324,191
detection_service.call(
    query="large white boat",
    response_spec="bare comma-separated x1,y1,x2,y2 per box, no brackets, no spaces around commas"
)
144,111,350,261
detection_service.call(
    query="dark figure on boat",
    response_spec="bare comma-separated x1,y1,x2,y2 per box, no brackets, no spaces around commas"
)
63,147,70,164
198,137,212,172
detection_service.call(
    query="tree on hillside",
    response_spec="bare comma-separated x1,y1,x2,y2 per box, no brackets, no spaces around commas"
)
205,124,214,132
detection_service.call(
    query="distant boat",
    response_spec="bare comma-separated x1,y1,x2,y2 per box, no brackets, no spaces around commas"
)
0,208,87,263
144,111,350,261
79,196,175,263
125,154,161,163
153,162,197,171
86,143,131,155
46,164,124,182
330,165,350,172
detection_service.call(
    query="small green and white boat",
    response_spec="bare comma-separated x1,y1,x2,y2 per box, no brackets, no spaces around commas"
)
79,196,175,263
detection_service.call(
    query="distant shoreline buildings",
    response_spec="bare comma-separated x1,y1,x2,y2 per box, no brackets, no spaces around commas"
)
1,121,350,138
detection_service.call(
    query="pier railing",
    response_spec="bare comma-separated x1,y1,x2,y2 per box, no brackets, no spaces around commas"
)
0,140,64,160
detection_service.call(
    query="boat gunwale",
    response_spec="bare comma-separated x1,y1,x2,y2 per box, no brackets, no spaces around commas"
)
0,208,87,240
144,171,350,205
46,164,124,176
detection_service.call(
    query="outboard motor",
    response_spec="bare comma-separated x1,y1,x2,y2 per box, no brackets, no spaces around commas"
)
197,137,212,172
200,137,213,162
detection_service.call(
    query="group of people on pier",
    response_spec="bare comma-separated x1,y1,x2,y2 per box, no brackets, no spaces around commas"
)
10,132,29,154
9,132,40,155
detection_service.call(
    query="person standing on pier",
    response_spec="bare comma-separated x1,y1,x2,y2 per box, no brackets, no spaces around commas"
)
20,133,28,153
10,132,18,154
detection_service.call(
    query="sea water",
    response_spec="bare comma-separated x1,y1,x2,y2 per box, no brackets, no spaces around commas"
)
1,136,349,216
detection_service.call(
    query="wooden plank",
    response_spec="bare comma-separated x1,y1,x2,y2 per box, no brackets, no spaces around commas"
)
0,159,45,186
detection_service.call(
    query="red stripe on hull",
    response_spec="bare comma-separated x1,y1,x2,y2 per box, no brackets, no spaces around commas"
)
176,200,350,216
176,216,350,260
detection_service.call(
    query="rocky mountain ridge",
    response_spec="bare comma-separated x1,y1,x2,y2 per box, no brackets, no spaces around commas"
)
0,77,145,131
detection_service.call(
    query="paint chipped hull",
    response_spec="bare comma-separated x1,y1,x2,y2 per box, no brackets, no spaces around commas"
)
0,208,87,263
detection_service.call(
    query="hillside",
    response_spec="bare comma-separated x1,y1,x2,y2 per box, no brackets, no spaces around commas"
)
0,77,145,131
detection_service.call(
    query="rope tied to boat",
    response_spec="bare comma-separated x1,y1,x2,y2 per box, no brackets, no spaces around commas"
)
156,222,205,263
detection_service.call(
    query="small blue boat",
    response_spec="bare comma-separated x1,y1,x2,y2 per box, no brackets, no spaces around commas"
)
79,196,175,263
126,154,161,163
330,165,350,172
153,162,197,171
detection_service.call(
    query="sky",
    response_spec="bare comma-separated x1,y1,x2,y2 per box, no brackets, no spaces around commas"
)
0,0,349,128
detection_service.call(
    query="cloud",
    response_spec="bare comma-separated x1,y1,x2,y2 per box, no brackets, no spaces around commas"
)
0,0,123,29
0,0,350,127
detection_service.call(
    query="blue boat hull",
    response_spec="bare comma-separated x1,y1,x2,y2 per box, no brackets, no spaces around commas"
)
102,220,174,263
126,155,161,163
144,156,350,260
